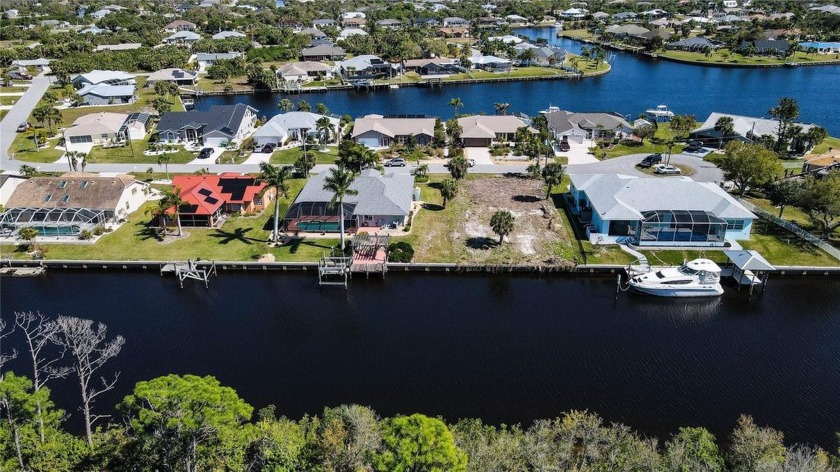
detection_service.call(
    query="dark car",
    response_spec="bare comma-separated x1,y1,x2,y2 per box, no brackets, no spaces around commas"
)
685,140,704,152
558,141,571,152
638,153,662,168
197,148,214,159
262,143,277,154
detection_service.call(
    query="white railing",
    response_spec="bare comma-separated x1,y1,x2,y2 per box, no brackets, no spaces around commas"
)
738,198,840,261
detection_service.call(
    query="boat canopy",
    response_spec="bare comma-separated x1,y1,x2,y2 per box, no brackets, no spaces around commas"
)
723,250,774,271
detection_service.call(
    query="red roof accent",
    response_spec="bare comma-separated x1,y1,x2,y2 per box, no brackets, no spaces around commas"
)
171,173,267,216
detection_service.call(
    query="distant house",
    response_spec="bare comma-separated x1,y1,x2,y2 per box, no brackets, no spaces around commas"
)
312,18,337,28
517,46,567,66
73,70,136,87
798,41,840,54
402,58,462,76
667,37,716,51
612,12,638,20
561,8,587,18
604,24,651,43
458,115,533,147
171,173,273,226
341,11,366,19
0,174,27,207
470,55,512,72
545,111,633,142
568,173,755,246
252,112,340,147
164,30,202,45
739,39,790,55
301,44,346,61
4,9,18,19
690,112,816,149
338,28,368,40
81,26,106,35
94,43,143,52
802,148,840,175
156,104,258,147
443,16,468,26
1,173,149,236
195,52,242,68
488,35,523,44
592,11,610,21
352,115,436,148
146,68,199,86
337,55,396,79
64,112,149,149
376,18,402,29
414,18,440,27
437,26,470,38
90,9,112,19
212,30,246,40
341,17,367,28
283,169,415,232
277,62,333,82
298,27,327,40
164,20,197,32
77,84,136,106
11,58,51,70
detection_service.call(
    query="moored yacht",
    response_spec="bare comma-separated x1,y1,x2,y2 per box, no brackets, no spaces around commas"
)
645,104,674,120
626,258,724,297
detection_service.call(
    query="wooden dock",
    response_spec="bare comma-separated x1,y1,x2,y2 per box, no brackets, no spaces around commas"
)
318,255,350,288
161,259,217,288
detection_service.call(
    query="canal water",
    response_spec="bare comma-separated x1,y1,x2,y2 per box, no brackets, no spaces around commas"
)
2,272,840,449
193,27,840,135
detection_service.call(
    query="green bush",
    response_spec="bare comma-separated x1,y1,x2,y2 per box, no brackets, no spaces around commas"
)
388,242,415,262
79,229,93,240
92,225,107,236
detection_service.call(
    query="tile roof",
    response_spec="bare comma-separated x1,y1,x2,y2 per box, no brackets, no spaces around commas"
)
693,112,815,141
458,115,532,138
172,173,267,216
64,112,128,138
253,112,339,138
352,115,436,138
77,84,136,98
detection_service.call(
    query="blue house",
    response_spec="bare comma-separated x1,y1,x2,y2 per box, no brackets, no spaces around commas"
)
568,174,755,246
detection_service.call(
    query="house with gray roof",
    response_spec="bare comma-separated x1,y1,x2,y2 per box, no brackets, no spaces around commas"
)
568,173,756,246
164,30,202,45
147,68,199,86
278,62,334,82
376,18,402,29
77,84,136,106
73,70,136,87
156,104,258,147
545,111,633,141
337,55,396,79
212,30,246,40
458,115,533,147
667,36,717,51
283,169,415,232
352,115,436,148
252,112,340,147
690,112,816,150
312,18,337,27
739,39,789,55
195,52,243,68
443,17,468,26
301,44,346,61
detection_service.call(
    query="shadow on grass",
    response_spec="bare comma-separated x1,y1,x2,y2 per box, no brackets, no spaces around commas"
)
285,237,334,254
136,222,164,242
422,202,444,212
466,236,498,250
209,227,260,245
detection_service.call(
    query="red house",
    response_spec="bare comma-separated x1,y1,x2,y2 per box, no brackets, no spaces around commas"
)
171,173,274,227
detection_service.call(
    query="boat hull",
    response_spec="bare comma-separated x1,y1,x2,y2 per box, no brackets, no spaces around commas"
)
628,283,724,297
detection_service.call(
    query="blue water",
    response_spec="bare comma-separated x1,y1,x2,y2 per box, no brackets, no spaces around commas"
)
195,27,840,135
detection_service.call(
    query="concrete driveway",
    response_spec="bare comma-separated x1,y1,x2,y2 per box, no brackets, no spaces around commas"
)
566,153,724,183
558,140,599,165
464,147,494,166
1,73,51,161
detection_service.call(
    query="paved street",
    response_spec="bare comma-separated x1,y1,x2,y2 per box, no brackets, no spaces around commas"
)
0,73,51,163
567,153,724,183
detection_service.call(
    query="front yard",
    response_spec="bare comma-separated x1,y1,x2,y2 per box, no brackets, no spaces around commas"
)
270,146,338,165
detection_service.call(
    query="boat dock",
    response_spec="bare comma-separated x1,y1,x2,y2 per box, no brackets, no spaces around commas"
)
318,255,351,288
0,266,45,277
160,259,217,288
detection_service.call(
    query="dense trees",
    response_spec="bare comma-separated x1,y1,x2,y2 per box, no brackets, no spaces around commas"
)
796,173,840,239
719,141,783,196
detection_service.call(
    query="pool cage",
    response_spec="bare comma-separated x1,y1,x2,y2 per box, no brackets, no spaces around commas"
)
638,210,727,244
283,201,356,233
0,207,110,237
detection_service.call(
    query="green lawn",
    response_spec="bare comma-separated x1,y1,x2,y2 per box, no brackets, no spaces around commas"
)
0,96,20,106
602,122,692,159
811,136,840,155
9,132,64,163
659,49,840,66
746,197,839,247
270,146,338,165
1,179,339,262
87,140,197,164
557,29,597,40
0,109,7,121
0,86,28,93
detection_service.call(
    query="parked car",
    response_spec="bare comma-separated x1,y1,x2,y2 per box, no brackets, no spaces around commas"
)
654,164,681,175
262,143,277,154
384,158,407,167
16,122,31,133
9,71,32,80
467,158,476,167
685,140,704,152
638,153,662,168
558,141,571,152
197,148,214,159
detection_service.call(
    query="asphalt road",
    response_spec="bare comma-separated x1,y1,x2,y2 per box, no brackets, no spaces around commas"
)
1,74,51,163
567,153,724,183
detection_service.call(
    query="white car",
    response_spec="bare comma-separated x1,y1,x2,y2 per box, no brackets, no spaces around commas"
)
654,164,681,175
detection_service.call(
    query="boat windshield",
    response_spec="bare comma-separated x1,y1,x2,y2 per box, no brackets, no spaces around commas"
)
678,266,697,276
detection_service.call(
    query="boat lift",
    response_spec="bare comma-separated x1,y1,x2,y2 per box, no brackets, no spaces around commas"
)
161,259,217,288
722,250,773,298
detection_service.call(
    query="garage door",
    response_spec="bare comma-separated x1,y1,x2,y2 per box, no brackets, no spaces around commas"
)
358,138,380,148
204,137,227,148
464,138,490,148
69,135,93,144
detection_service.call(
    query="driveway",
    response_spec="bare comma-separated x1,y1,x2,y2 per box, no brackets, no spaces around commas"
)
186,147,225,165
464,147,494,166
1,73,51,161
558,139,599,165
566,153,724,183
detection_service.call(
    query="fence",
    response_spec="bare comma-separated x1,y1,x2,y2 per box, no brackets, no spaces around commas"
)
738,198,840,261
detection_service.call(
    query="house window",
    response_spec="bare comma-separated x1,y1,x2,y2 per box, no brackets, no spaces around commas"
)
59,181,67,188
81,181,89,188
44,194,52,202
131,188,137,195
726,220,745,230
62,195,70,203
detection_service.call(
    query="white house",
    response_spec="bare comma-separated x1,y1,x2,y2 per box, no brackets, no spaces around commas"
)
352,115,436,148
164,30,202,45
252,112,340,147
568,173,756,246
212,30,246,40
277,62,333,82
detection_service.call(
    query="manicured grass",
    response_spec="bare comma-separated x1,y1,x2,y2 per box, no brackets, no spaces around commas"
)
0,96,20,106
740,219,839,266
1,179,339,262
270,146,338,165
811,136,840,155
641,250,729,266
0,86,28,93
601,123,692,159
194,76,253,92
659,49,840,66
0,109,8,121
9,132,64,163
87,140,197,164
557,29,597,41
746,197,839,247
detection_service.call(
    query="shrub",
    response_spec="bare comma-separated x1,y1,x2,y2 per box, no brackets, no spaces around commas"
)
79,229,93,240
388,242,415,262
92,225,107,236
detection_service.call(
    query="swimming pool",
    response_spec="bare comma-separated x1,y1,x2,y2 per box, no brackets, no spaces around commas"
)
296,221,341,232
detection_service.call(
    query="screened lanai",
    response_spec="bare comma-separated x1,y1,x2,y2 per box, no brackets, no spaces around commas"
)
0,207,109,236
282,201,356,233
639,210,726,244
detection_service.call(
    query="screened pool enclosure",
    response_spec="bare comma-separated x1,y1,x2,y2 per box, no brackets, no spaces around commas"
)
639,210,726,244
0,207,109,236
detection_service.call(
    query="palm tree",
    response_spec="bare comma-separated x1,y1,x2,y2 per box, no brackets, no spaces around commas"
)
439,178,457,208
32,105,49,129
714,116,735,148
322,166,358,251
158,154,172,181
46,107,62,134
541,162,564,200
518,48,538,66
448,154,469,180
18,226,38,250
31,129,44,151
294,152,315,178
414,163,429,180
151,188,185,236
65,150,85,171
316,116,334,145
19,164,37,177
494,102,510,115
490,210,515,244
258,162,293,243
297,100,311,112
278,98,293,112
448,97,463,118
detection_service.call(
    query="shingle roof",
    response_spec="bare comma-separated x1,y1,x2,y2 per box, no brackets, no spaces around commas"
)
6,173,139,211
293,169,414,217
546,111,632,132
352,115,436,139
569,173,755,220
692,112,815,141
301,44,346,57
458,115,532,138
253,112,338,139
64,112,128,138
77,84,136,98
195,52,242,61
157,104,256,139
278,62,332,77
212,30,246,39
166,30,202,41
74,70,134,85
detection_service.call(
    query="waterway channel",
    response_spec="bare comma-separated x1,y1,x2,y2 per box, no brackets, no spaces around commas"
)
2,271,839,449
193,28,840,135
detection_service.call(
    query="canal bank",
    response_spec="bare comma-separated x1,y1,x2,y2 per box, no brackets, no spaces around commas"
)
2,270,839,449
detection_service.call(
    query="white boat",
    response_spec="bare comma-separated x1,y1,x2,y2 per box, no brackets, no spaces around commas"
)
626,258,724,297
389,84,400,90
645,104,674,119
540,105,561,114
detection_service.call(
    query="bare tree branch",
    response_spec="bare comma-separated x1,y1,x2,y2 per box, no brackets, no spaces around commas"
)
0,317,18,374
14,311,71,391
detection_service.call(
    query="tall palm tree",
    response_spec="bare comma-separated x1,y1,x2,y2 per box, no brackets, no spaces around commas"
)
323,166,358,251
448,97,463,118
316,116,334,145
278,98,293,112
158,154,172,181
541,162,564,200
151,187,185,236
65,150,85,171
714,116,735,148
258,162,292,243
518,48,538,66
46,107,62,134
494,102,510,115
